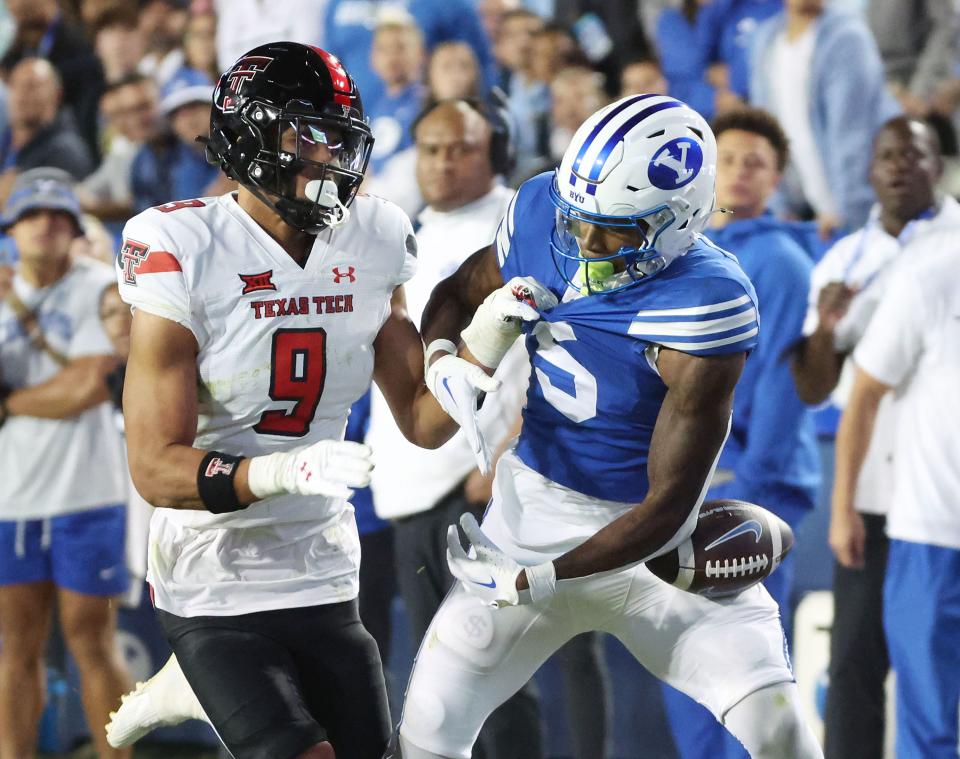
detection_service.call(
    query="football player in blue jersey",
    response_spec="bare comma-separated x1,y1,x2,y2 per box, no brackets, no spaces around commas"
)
399,95,824,759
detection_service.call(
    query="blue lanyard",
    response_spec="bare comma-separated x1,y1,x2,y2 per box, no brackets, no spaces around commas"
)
841,205,937,289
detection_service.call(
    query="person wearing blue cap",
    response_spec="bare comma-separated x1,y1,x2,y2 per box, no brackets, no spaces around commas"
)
0,167,132,759
129,68,224,212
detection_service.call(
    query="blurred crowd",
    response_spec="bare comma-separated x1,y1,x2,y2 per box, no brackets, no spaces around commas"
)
0,0,958,758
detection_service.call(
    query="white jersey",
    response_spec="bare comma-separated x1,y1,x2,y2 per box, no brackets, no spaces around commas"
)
117,193,416,616
0,258,127,520
803,196,960,515
855,231,960,550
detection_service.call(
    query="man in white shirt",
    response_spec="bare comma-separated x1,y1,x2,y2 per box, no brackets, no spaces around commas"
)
0,169,130,759
367,97,547,759
832,228,960,759
790,115,960,759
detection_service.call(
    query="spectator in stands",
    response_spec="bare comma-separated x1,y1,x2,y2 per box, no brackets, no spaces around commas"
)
182,11,219,84
790,115,960,759
652,3,714,118
0,58,96,203
92,6,146,84
137,0,188,86
426,41,483,101
367,18,426,177
367,98,545,759
662,107,819,759
547,65,607,164
867,0,957,116
130,69,220,212
495,9,548,180
549,1,649,91
832,228,960,759
212,0,326,73
79,74,162,230
695,0,783,101
323,0,493,113
529,23,586,89
749,0,900,235
0,168,131,759
619,58,668,97
478,0,522,49
1,0,106,159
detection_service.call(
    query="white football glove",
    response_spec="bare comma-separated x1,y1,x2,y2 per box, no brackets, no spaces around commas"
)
446,513,558,608
425,348,501,474
461,276,558,369
247,440,374,501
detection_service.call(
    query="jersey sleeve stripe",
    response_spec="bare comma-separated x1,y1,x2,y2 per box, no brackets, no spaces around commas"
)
653,326,759,352
496,193,519,266
135,250,182,275
631,294,752,319
628,307,757,337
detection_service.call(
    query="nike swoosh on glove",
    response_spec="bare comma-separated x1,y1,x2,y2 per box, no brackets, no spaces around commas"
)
461,276,558,369
247,440,374,501
426,354,501,474
446,513,523,607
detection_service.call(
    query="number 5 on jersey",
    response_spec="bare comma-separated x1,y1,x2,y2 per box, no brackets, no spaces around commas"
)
255,328,327,437
531,321,597,423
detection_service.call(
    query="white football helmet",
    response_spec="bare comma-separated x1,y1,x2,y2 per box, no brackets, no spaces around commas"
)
550,94,717,294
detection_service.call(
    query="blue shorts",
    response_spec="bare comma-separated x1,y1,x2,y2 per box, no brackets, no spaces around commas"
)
0,505,128,596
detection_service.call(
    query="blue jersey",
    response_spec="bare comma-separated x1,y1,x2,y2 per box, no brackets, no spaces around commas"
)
497,173,759,503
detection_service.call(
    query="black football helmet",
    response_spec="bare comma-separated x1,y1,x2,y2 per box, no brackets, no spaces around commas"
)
204,41,373,232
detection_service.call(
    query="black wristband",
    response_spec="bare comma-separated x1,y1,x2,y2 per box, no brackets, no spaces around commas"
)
197,451,247,514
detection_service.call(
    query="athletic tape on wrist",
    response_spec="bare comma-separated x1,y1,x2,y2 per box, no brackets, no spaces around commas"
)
525,561,557,604
197,451,247,514
424,338,458,374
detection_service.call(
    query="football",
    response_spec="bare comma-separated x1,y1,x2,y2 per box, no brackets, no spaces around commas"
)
646,499,794,598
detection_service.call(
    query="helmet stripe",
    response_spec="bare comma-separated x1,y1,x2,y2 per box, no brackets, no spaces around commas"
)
311,46,353,107
584,100,683,195
568,93,660,187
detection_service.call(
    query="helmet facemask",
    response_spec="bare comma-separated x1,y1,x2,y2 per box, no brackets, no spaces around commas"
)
242,100,373,233
549,176,677,295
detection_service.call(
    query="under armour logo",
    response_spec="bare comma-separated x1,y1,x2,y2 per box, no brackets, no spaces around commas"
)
648,138,704,190
239,270,277,295
205,457,235,477
119,239,150,286
299,461,312,482
332,266,356,284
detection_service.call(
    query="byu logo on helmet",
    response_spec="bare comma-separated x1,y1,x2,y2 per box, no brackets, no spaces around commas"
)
649,138,703,190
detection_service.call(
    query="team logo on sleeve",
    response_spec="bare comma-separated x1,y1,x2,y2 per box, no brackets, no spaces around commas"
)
239,270,277,295
120,239,150,285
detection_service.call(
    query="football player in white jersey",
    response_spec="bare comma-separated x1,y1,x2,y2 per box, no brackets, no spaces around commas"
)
109,42,504,759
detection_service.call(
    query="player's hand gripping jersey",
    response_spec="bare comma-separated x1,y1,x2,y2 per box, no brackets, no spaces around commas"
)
116,193,416,614
497,173,759,504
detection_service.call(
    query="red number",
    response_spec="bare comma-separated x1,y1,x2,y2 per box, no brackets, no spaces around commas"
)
155,199,207,213
254,328,327,437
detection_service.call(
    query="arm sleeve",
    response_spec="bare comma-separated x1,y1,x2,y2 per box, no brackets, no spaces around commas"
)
116,212,198,341
853,267,925,388
627,275,759,356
